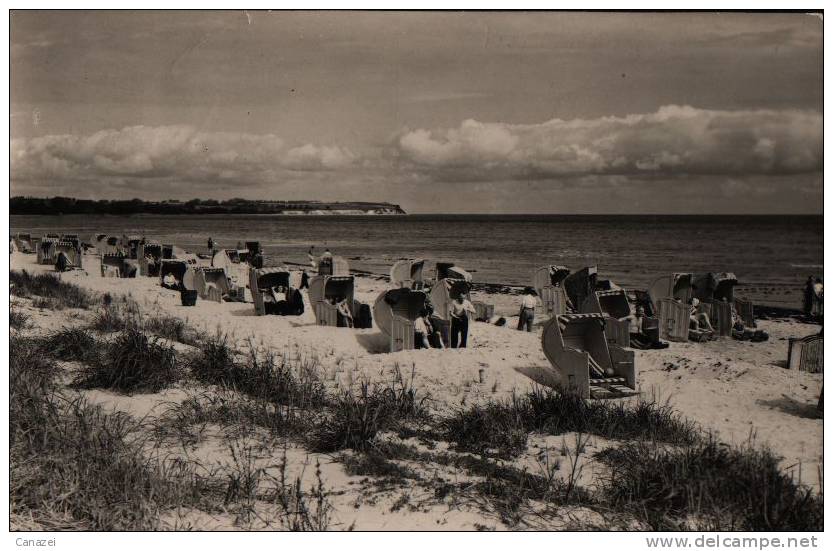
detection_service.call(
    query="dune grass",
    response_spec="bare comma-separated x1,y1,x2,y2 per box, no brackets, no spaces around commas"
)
10,335,202,530
442,387,698,458
597,439,824,531
145,314,202,346
310,365,428,453
154,390,305,445
10,270,95,310
45,327,99,363
10,307,29,330
188,334,326,409
74,326,181,394
9,272,821,530
90,306,130,332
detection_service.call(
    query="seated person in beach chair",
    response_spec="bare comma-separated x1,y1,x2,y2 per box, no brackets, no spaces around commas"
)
689,298,715,334
619,305,669,350
266,285,290,315
336,296,354,328
415,309,445,349
731,308,769,342
55,251,73,272
162,272,181,290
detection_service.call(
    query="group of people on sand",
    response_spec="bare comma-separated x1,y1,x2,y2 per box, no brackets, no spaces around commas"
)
410,294,478,349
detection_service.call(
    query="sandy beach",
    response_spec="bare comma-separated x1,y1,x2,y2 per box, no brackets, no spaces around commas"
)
10,250,823,530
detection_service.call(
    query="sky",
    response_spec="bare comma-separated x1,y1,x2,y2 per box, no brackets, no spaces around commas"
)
10,10,823,213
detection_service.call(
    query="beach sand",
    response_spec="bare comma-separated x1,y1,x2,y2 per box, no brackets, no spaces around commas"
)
10,251,823,529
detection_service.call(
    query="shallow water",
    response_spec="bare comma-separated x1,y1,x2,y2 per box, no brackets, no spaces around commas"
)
11,214,823,308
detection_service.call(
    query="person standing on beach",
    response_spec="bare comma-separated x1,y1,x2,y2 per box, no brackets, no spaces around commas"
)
804,276,816,316
414,310,432,349
450,294,476,348
812,278,823,317
207,237,214,255
300,270,310,290
517,288,539,332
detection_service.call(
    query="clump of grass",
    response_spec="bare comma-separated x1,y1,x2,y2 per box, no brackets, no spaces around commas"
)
75,326,180,394
217,441,333,530
188,332,236,385
443,387,699,458
10,307,29,330
526,387,699,445
597,438,824,531
341,447,423,482
10,270,95,309
10,334,203,530
309,373,427,453
189,335,326,409
440,394,529,458
154,390,302,445
265,450,333,531
146,315,201,346
45,327,99,363
90,306,129,332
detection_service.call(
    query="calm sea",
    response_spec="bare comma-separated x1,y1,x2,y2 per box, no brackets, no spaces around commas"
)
10,214,823,308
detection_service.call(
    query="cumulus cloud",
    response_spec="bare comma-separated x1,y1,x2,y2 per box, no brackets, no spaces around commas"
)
11,124,355,186
392,105,822,181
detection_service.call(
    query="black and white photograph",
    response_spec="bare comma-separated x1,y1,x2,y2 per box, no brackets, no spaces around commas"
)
7,7,825,538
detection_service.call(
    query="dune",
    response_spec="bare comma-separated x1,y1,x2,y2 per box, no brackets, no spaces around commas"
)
10,250,823,529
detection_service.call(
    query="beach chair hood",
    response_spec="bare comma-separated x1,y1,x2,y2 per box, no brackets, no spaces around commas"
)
253,268,292,290
532,265,571,295
593,289,632,318
564,266,598,310
390,259,426,288
648,272,693,307
436,262,472,283
711,272,738,302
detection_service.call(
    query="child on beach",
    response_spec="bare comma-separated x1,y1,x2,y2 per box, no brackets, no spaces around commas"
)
414,310,432,349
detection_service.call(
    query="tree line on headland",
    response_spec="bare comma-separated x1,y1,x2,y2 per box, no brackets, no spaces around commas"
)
10,196,406,215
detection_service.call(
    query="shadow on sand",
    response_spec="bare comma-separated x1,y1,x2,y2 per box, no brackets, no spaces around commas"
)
354,332,390,354
757,394,822,420
514,365,560,390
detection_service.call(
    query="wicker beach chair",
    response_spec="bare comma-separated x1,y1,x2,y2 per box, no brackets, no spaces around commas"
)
13,233,33,253
55,240,82,269
159,259,191,289
373,288,430,352
309,274,366,327
533,265,571,316
195,267,231,303
249,268,303,315
541,313,637,399
787,334,823,373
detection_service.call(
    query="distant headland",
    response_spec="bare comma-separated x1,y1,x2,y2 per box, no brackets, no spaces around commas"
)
9,197,407,216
